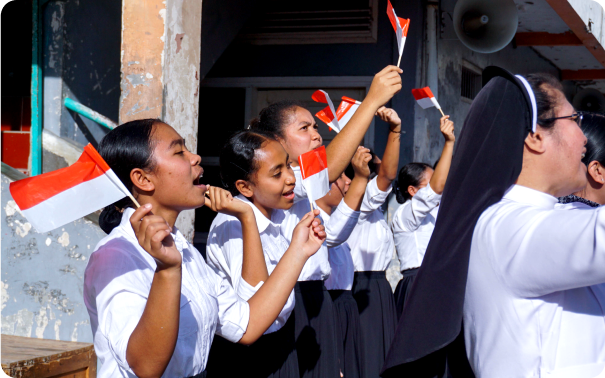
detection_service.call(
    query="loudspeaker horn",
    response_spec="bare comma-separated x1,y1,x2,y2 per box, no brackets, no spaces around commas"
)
453,0,518,53
573,88,605,113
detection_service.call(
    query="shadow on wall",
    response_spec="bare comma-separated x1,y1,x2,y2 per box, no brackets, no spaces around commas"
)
1,166,105,343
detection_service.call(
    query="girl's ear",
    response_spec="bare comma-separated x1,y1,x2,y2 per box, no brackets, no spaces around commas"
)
408,185,418,197
130,168,155,193
235,179,254,198
588,161,605,185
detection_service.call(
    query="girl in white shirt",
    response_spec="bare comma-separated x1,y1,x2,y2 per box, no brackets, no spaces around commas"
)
250,66,403,378
84,119,326,378
317,146,372,378
205,130,300,378
391,116,455,319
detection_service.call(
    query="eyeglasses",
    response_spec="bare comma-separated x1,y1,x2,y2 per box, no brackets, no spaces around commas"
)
539,112,583,127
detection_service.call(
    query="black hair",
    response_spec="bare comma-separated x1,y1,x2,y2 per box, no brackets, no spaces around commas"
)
98,119,158,234
394,162,432,204
581,112,605,166
344,149,379,180
249,100,305,139
220,130,275,196
526,73,564,129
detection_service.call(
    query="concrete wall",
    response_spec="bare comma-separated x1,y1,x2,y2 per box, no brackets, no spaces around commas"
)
1,169,105,343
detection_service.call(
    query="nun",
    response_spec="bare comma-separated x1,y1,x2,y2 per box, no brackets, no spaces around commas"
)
382,67,605,378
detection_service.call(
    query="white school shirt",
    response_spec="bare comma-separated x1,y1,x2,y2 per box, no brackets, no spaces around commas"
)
347,176,394,272
319,200,360,291
390,184,442,271
83,208,250,378
464,184,605,378
206,195,295,334
274,166,358,281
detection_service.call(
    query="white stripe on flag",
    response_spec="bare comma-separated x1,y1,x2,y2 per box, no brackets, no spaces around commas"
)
21,173,127,232
302,169,329,204
338,103,360,129
430,97,441,109
416,97,435,109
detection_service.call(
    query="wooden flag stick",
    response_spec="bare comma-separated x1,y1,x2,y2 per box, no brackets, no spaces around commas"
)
397,52,403,68
129,194,141,208
438,108,445,117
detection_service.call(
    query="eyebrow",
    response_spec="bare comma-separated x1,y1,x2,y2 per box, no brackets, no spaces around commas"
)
269,154,290,173
168,138,186,149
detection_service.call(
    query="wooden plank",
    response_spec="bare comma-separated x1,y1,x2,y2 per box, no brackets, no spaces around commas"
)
561,69,605,80
515,32,582,46
544,0,605,68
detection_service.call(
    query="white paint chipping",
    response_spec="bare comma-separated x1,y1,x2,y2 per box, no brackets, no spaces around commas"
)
5,200,22,217
1,282,8,311
46,237,52,246
58,232,70,247
2,309,34,337
14,220,32,237
35,307,49,338
54,319,62,340
146,73,153,79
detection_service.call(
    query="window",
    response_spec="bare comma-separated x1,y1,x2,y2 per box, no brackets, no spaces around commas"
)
238,0,378,45
461,63,482,102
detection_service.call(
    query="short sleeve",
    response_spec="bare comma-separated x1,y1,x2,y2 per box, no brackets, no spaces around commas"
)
361,176,392,215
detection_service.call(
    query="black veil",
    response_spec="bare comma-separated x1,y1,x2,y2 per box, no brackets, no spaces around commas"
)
381,67,536,376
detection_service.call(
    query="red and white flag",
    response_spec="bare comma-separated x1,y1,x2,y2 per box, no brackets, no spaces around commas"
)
387,0,410,66
9,144,132,232
412,87,442,110
298,146,330,205
312,90,361,133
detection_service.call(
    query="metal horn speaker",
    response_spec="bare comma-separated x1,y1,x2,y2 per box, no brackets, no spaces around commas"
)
453,0,518,53
573,88,605,113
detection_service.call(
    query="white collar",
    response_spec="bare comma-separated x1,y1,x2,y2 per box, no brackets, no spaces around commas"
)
235,194,277,233
503,184,558,210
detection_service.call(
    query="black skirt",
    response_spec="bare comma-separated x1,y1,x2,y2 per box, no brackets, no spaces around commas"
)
352,271,397,378
294,280,341,378
205,313,299,378
329,289,364,378
393,267,419,320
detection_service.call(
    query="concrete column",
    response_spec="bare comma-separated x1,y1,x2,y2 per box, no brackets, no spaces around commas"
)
120,0,202,241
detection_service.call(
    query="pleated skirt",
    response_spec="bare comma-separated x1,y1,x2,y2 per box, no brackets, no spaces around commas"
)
294,280,341,378
329,289,364,378
352,271,398,378
205,312,299,378
393,267,419,320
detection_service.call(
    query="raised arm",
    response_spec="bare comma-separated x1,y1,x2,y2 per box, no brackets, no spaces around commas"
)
126,204,183,378
240,210,326,344
345,146,372,211
205,186,268,289
429,116,455,194
375,107,402,191
325,66,402,182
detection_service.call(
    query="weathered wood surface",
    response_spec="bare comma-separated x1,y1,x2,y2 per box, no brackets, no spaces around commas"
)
2,335,96,378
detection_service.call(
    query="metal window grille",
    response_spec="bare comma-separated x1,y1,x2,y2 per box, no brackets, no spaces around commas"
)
461,66,482,100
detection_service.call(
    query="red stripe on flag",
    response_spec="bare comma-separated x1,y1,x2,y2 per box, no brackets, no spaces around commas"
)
336,100,356,120
316,106,335,125
400,18,410,36
411,87,435,100
312,90,328,104
298,146,328,180
387,0,398,32
9,144,109,210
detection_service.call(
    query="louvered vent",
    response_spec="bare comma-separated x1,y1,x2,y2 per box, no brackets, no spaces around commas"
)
239,0,378,45
461,64,482,101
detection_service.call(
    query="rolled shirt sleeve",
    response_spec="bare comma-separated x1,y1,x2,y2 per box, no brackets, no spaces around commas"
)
213,274,251,342
391,184,441,233
361,176,393,217
324,199,360,248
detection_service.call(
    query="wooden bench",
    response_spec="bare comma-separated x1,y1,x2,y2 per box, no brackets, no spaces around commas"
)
2,335,96,378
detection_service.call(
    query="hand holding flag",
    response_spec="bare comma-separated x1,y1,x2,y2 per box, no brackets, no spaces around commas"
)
297,146,330,211
387,0,410,68
312,90,361,133
9,144,138,233
412,86,446,117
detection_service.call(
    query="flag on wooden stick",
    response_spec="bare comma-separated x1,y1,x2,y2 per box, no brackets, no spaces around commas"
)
298,146,329,210
9,144,138,232
387,0,410,68
412,86,445,116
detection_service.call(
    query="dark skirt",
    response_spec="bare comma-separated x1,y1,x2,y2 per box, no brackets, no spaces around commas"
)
352,271,397,378
393,267,419,320
329,289,364,378
294,280,341,378
205,312,299,378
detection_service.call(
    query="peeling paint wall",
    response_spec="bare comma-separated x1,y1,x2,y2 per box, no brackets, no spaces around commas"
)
1,174,105,342
162,0,203,241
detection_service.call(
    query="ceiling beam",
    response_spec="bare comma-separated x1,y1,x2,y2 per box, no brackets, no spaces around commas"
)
515,32,582,46
561,69,605,81
544,0,605,68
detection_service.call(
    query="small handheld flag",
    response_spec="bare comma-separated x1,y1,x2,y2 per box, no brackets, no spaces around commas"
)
298,146,330,211
312,91,361,133
412,87,445,117
9,144,138,233
387,0,410,68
